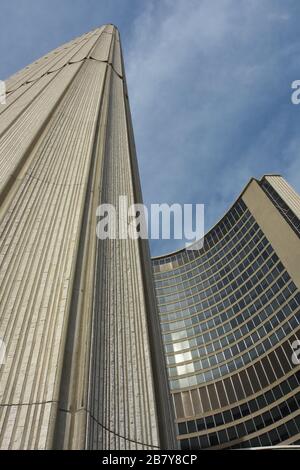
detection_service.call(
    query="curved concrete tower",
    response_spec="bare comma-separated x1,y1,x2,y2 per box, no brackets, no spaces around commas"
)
0,25,176,450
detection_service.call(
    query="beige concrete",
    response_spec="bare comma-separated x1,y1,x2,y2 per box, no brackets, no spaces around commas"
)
242,179,300,290
0,25,176,450
264,175,300,220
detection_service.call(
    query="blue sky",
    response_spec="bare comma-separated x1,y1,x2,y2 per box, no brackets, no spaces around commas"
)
1,0,300,256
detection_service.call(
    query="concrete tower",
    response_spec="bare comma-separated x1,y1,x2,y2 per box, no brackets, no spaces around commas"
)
0,25,176,450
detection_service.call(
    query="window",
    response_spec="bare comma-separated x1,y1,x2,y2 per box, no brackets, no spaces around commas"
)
209,433,219,446
178,422,187,435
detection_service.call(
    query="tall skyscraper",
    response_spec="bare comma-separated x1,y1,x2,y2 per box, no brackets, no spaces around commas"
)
0,25,300,451
0,25,175,450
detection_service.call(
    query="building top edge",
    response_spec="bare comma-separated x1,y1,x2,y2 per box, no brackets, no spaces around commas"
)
151,174,283,261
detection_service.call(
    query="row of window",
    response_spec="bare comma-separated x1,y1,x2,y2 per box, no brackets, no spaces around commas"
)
163,253,281,339
167,286,299,377
166,277,295,363
164,265,289,356
154,214,256,284
177,370,300,435
170,308,299,389
160,249,278,325
162,264,288,338
153,201,247,271
167,282,300,369
166,282,300,366
172,339,299,418
156,232,264,302
155,217,257,288
158,236,269,307
159,241,275,320
180,412,300,449
154,208,250,280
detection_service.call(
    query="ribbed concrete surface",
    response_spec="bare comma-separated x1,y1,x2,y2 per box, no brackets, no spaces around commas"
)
0,25,175,450
264,176,300,220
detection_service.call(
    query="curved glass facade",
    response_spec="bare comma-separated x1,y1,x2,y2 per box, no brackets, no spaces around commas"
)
152,176,300,449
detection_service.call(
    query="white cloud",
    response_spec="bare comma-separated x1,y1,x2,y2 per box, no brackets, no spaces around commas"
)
125,0,300,254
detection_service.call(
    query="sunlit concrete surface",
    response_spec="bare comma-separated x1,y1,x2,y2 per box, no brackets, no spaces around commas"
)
0,25,176,450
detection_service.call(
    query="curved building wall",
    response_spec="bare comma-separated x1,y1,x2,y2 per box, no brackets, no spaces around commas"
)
152,176,300,449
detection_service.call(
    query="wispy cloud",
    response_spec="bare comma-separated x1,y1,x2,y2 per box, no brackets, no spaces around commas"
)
0,1,299,255
125,0,300,254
